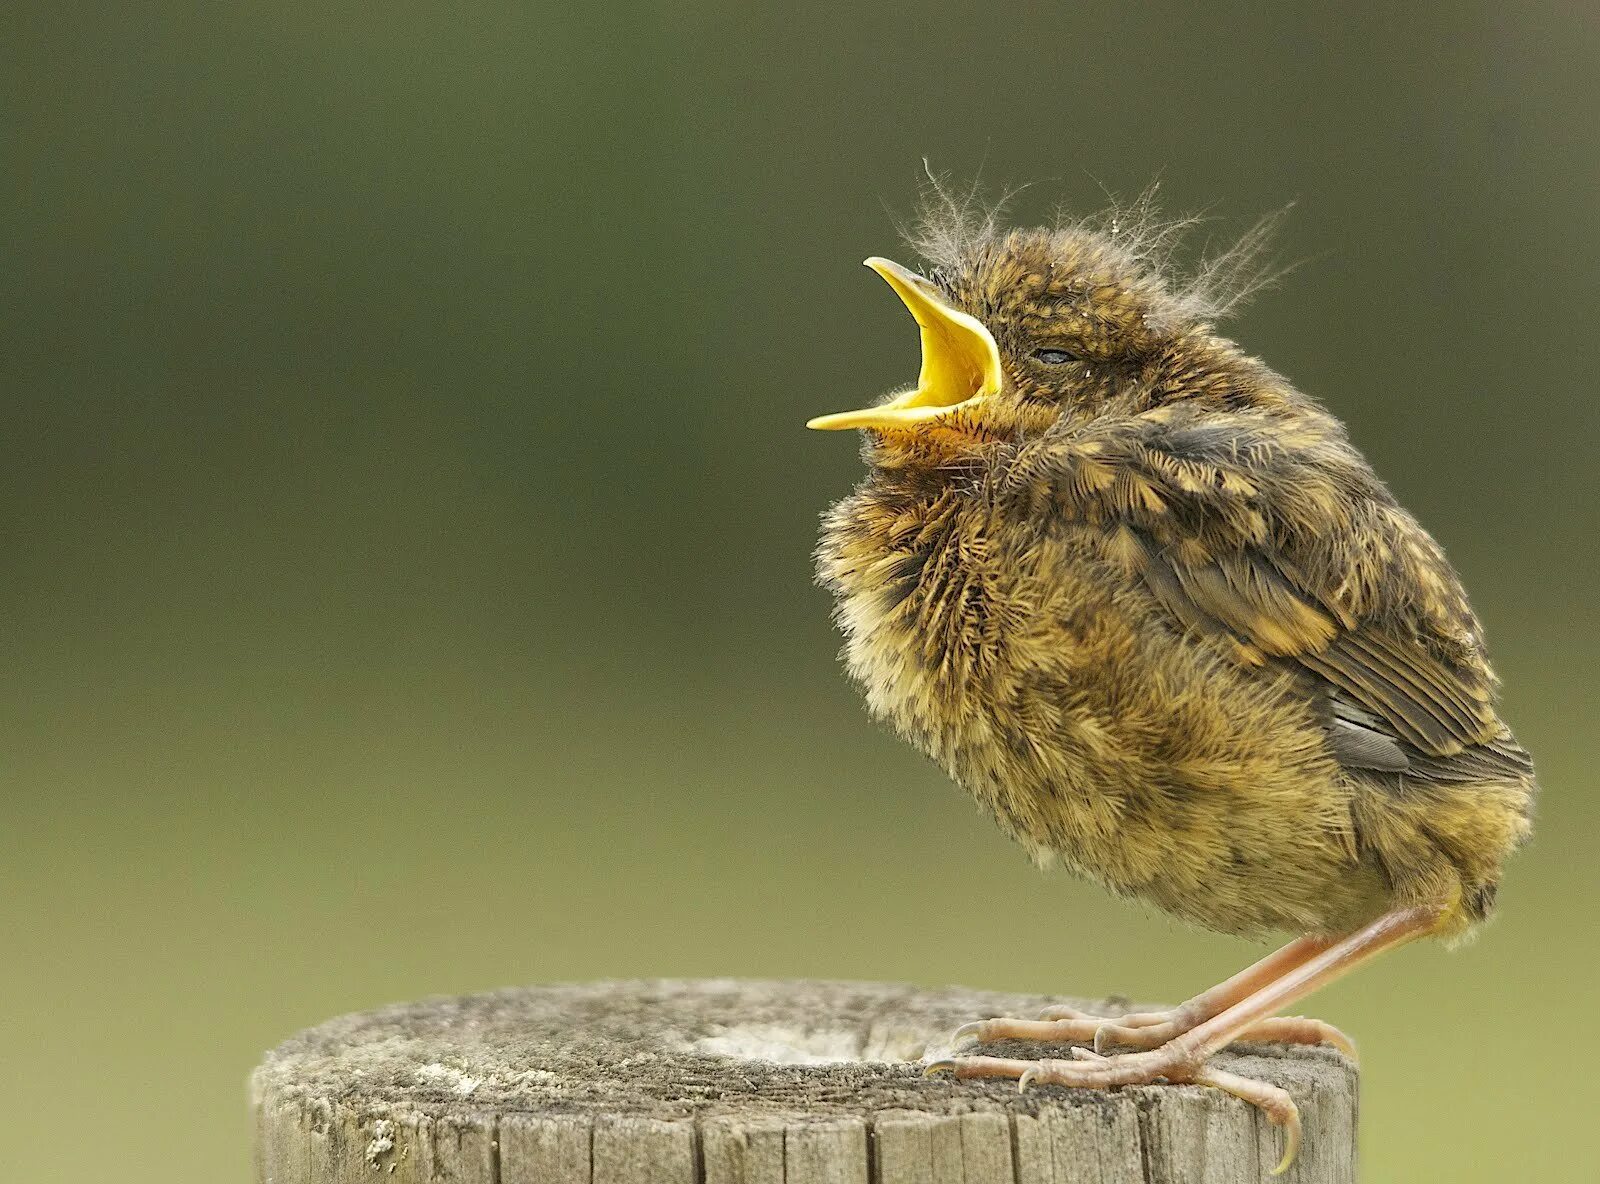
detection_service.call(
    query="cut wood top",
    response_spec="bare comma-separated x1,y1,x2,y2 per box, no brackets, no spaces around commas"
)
252,978,1357,1184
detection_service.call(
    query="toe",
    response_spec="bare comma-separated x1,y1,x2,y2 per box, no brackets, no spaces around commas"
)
1036,1003,1095,1021
1093,1019,1179,1053
1189,1063,1304,1174
952,1015,1101,1048
1237,1016,1358,1060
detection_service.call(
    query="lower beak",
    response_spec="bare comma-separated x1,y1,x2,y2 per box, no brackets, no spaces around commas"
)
807,257,1003,432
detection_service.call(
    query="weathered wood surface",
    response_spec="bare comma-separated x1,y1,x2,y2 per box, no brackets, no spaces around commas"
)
252,979,1356,1184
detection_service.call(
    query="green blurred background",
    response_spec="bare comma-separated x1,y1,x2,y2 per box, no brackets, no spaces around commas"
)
3,3,1596,1181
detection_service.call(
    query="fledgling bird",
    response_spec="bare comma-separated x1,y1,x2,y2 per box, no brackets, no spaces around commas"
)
808,187,1534,1172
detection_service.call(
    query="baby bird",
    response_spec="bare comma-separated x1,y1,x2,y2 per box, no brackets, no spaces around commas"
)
808,191,1534,1171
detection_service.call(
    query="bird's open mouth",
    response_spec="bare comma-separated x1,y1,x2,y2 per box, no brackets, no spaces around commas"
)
806,257,1003,432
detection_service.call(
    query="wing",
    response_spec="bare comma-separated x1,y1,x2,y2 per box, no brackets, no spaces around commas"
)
1016,403,1531,780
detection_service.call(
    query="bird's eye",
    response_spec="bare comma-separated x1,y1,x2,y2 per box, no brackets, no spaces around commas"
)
1032,348,1080,365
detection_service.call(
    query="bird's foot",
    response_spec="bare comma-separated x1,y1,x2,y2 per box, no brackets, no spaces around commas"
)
925,1044,1302,1175
953,1005,1354,1058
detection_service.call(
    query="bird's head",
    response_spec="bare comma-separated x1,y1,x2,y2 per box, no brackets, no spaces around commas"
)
808,194,1283,467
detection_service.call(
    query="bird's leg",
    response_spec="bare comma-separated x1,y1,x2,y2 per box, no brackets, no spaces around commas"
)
930,904,1445,1175
957,933,1351,1056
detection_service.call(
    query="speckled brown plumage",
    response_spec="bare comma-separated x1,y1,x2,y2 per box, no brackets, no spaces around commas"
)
818,217,1532,940
809,195,1535,1164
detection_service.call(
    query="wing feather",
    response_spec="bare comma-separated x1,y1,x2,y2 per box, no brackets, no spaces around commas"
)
1021,405,1519,771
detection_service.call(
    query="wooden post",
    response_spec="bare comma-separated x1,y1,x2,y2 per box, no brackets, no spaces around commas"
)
252,979,1356,1184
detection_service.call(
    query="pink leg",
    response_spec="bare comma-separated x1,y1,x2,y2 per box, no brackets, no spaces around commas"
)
958,932,1351,1056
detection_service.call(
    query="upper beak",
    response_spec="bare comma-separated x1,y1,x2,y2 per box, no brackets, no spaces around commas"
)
806,257,1004,431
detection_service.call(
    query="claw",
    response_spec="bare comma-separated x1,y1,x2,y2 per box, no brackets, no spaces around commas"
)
922,1059,957,1078
1017,1066,1038,1094
1092,1024,1114,1056
950,1020,987,1050
1271,1108,1304,1176
1069,1046,1106,1061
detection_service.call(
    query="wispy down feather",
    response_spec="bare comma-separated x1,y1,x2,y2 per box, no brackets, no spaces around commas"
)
901,170,1294,325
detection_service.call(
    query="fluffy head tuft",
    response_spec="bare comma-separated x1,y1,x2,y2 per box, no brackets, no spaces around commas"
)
901,172,1292,328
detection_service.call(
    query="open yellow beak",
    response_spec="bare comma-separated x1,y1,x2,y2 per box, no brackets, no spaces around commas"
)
806,257,1003,431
